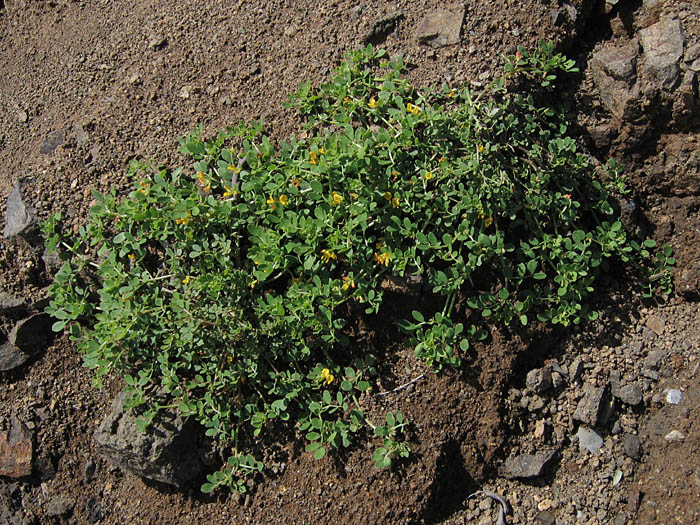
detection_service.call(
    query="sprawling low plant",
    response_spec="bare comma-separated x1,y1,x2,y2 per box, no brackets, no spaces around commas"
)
43,42,672,493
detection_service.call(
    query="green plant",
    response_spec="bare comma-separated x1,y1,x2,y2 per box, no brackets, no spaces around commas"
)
371,411,411,468
43,43,671,493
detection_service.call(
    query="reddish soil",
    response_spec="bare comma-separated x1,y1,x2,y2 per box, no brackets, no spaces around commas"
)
1,1,699,524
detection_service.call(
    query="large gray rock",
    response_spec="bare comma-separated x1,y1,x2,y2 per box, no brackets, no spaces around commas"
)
639,17,685,90
415,7,465,48
3,181,39,243
0,343,27,372
94,389,205,488
501,449,559,479
573,383,609,427
8,313,53,355
590,40,641,120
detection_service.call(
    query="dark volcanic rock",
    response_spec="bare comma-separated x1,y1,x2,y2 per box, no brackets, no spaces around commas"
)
94,389,205,487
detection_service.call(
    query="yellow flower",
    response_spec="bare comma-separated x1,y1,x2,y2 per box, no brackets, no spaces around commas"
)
266,195,277,210
448,91,456,98
391,170,400,177
344,96,352,103
425,171,434,180
320,368,334,385
391,196,400,208
368,98,378,109
196,171,207,184
291,178,301,187
477,144,484,153
182,275,191,284
309,151,319,165
223,185,235,197
485,217,494,228
176,211,192,226
227,164,241,174
384,191,392,201
331,192,343,206
203,185,211,193
349,192,359,199
319,147,326,155
341,276,355,290
374,251,392,266
406,103,421,115
279,194,289,206
321,249,337,263
249,279,258,288
128,253,136,261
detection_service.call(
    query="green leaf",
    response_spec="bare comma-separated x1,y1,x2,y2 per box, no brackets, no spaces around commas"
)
412,310,424,323
313,446,326,460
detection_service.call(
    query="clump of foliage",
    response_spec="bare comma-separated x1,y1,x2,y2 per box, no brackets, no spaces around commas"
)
43,42,672,493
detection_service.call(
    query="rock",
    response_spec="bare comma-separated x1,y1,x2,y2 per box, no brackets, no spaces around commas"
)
45,495,75,518
83,459,97,484
526,367,553,394
148,34,168,50
84,497,104,524
536,510,556,525
39,130,66,155
415,7,465,48
568,357,584,381
17,110,28,123
623,433,642,460
0,419,33,478
3,181,39,243
0,343,28,372
576,426,604,453
672,69,698,124
573,383,608,427
665,388,683,405
8,313,53,355
0,292,27,315
645,314,665,335
644,348,666,369
363,11,403,45
663,430,685,442
501,449,558,479
590,40,640,120
618,383,643,406
639,18,685,90
94,389,205,487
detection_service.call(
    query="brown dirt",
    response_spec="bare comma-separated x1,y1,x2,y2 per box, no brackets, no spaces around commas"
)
1,1,699,524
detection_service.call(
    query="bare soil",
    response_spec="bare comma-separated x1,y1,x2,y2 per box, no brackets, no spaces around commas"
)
1,1,699,524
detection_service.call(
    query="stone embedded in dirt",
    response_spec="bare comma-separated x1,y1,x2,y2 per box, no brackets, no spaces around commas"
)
3,182,39,242
39,129,66,155
0,291,27,315
415,7,465,48
573,383,608,427
623,433,642,460
665,388,683,405
8,313,53,355
663,430,685,442
45,495,75,518
0,343,28,372
576,426,603,454
526,367,553,394
148,34,168,50
645,314,665,336
84,497,105,524
94,389,205,488
672,69,698,124
363,10,404,45
644,348,666,370
618,383,643,406
500,449,558,479
590,40,640,120
0,418,33,478
639,17,685,90
568,357,584,382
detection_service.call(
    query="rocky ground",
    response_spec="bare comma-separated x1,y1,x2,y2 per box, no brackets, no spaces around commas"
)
1,0,699,524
